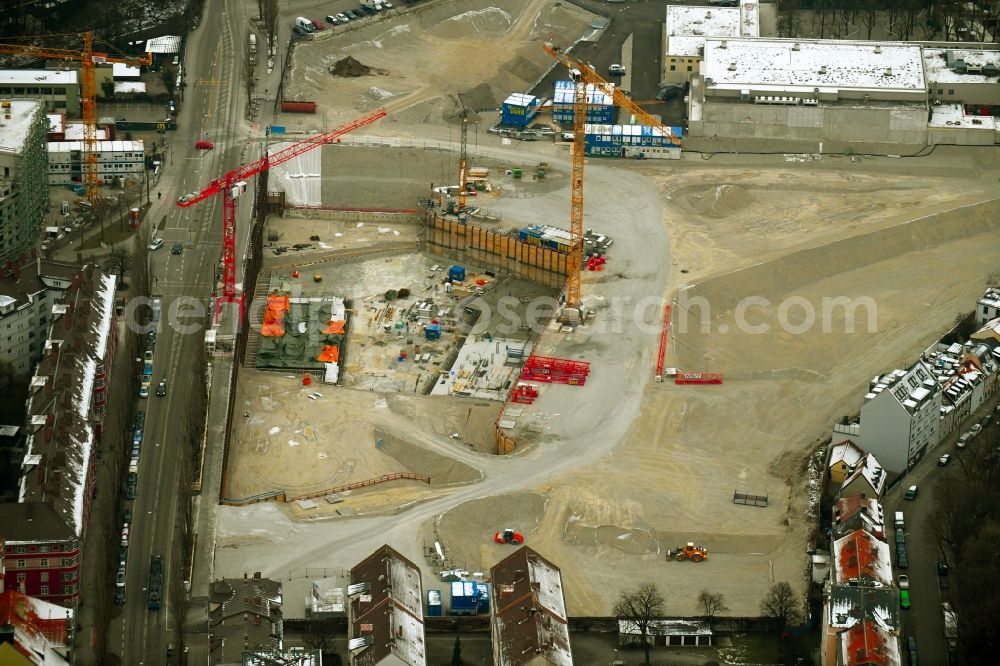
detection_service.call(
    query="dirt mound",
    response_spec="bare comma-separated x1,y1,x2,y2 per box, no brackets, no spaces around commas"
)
331,56,373,77
435,492,547,571
375,428,481,485
676,183,756,219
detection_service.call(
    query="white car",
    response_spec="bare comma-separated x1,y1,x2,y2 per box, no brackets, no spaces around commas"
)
149,238,164,251
382,0,393,7
897,574,909,589
336,12,350,22
608,63,626,76
970,423,983,435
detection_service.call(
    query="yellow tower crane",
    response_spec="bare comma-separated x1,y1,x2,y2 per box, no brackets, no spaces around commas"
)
0,33,152,203
543,41,681,310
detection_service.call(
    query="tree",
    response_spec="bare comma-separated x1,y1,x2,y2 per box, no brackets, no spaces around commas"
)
243,42,256,115
450,636,464,666
614,583,664,665
760,581,802,628
100,79,115,101
303,618,338,655
262,0,279,55
104,246,132,278
698,590,729,621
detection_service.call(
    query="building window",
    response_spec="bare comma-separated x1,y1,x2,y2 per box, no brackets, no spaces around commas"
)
62,572,73,581
15,545,24,553
16,574,26,583
40,585,48,595
40,558,48,567
40,572,49,582
39,545,49,553
670,65,676,71
16,560,25,568
687,65,693,72
947,89,954,95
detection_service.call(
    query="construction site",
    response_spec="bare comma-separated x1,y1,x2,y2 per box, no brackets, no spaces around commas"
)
210,0,1000,627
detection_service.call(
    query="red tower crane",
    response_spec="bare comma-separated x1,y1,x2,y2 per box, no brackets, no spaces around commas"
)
177,109,387,321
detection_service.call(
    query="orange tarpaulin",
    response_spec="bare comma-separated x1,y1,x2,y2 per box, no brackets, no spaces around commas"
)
261,295,290,337
323,319,346,335
317,345,339,363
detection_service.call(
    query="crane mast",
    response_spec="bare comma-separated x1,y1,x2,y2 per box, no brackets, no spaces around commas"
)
543,41,681,310
178,109,387,323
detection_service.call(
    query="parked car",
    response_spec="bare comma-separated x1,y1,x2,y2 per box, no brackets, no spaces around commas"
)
970,423,983,435
904,485,918,500
938,453,951,466
123,508,132,524
149,238,164,251
382,0,393,7
899,590,911,609
360,4,377,14
126,473,137,500
345,10,361,19
139,382,150,399
937,560,949,576
115,588,126,606
325,14,340,24
171,243,183,255
118,546,128,568
656,84,682,101
116,570,126,588
981,414,992,427
195,139,214,150
897,552,909,569
156,379,167,397
336,12,350,22
311,18,326,30
608,63,626,76
897,574,909,589
957,432,971,448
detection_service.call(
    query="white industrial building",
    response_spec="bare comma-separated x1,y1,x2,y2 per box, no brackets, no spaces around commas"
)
663,0,760,84
0,70,81,116
46,140,145,186
976,287,1000,327
688,38,932,149
857,361,941,472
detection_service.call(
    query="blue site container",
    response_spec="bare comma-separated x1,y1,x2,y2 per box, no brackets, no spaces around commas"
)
425,324,441,341
427,589,442,616
450,580,489,616
448,265,466,282
552,80,615,125
501,93,540,128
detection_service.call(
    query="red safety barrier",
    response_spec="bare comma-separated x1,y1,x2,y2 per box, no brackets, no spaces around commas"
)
521,355,590,386
656,304,671,378
675,372,724,385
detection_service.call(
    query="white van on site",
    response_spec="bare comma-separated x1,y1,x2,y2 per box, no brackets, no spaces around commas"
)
295,17,315,32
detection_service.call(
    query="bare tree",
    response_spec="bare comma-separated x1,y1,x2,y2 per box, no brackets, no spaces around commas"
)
104,246,132,278
243,42,256,116
262,0,280,57
861,0,883,38
760,581,802,628
614,583,664,665
698,590,729,622
776,0,803,36
132,223,152,298
303,618,339,655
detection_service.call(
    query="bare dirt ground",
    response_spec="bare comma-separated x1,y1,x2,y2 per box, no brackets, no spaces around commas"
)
281,0,594,130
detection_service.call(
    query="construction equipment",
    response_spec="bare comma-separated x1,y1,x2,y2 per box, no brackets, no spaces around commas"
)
493,528,524,545
0,33,152,202
543,41,680,310
667,542,708,562
178,109,386,322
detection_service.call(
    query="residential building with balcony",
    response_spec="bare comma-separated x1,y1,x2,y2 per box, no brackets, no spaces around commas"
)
0,503,81,607
0,100,49,262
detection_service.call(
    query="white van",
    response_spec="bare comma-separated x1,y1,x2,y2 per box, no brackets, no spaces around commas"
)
894,511,904,530
295,17,315,32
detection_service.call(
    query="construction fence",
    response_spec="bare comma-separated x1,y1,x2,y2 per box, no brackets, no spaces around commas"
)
425,215,570,289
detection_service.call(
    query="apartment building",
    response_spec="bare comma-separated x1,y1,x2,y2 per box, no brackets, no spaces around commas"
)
858,361,941,472
0,100,50,262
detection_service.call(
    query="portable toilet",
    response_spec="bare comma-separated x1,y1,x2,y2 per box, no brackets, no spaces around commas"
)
425,324,442,341
448,265,466,282
427,589,442,616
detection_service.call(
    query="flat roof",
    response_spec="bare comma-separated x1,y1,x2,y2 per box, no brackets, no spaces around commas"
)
46,113,62,133
0,69,77,85
666,7,740,56
0,99,42,154
927,104,997,131
923,48,1000,84
504,93,537,107
145,36,181,54
47,140,144,152
114,81,146,94
112,63,141,78
701,38,926,93
553,80,614,106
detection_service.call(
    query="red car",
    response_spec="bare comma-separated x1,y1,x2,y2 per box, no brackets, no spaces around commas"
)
311,19,326,30
195,140,214,150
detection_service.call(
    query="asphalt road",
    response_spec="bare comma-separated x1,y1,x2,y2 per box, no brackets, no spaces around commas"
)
107,0,249,661
884,400,998,666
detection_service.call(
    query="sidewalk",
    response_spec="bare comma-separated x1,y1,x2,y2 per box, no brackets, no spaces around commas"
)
74,319,139,666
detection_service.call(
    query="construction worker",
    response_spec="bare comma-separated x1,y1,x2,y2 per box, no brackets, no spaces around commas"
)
157,191,162,200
